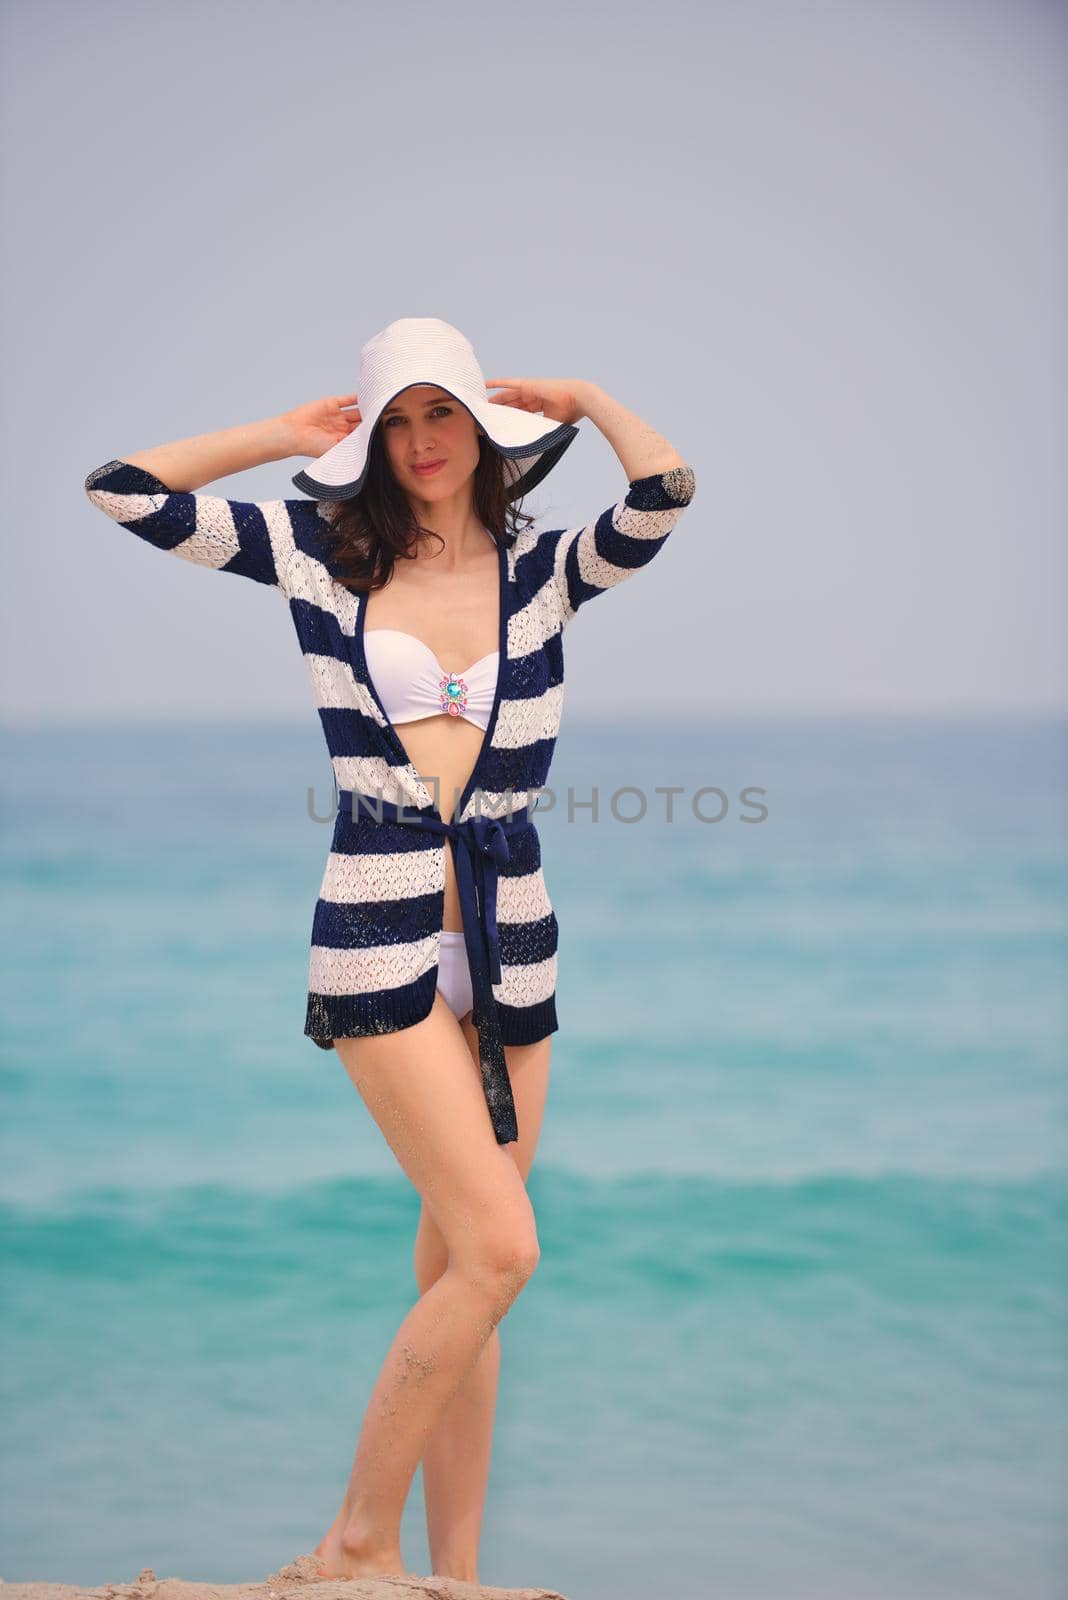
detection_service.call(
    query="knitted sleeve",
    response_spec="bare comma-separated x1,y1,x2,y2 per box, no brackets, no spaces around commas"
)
82,457,313,596
548,464,696,626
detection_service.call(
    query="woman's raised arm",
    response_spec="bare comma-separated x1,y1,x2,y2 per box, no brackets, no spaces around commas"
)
485,376,696,625
544,461,697,626
117,414,299,493
83,396,359,594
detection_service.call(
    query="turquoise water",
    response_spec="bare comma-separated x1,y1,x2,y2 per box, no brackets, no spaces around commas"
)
2,716,1065,1598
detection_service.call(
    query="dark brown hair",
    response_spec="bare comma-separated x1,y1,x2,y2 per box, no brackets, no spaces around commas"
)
314,420,536,592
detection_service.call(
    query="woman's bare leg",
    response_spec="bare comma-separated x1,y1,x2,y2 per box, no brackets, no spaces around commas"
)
417,1015,552,1583
311,993,543,1581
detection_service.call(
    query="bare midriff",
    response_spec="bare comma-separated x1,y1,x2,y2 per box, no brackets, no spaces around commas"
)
394,716,490,929
364,535,500,934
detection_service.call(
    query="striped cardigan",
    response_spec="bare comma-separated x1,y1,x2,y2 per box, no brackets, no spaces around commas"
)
83,455,697,1140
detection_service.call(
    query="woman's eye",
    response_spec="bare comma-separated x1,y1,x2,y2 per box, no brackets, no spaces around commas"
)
384,406,452,427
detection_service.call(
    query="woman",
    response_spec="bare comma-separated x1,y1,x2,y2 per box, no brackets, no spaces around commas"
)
83,317,696,1583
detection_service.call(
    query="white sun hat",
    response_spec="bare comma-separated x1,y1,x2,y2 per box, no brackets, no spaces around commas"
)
291,316,580,503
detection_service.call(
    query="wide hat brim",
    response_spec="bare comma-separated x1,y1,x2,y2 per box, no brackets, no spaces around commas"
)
291,386,579,504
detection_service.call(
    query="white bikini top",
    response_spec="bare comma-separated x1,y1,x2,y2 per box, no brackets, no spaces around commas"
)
364,629,500,732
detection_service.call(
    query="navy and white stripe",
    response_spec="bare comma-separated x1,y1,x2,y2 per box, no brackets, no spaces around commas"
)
84,456,697,1050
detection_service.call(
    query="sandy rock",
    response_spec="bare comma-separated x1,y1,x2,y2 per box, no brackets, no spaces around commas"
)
0,1555,569,1600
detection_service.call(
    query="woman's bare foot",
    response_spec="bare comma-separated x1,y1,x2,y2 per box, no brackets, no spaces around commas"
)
312,1513,414,1580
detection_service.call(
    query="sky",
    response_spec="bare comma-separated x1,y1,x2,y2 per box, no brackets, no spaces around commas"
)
1,0,1063,723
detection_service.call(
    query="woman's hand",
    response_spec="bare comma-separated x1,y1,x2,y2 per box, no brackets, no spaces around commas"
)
483,377,593,427
279,393,362,459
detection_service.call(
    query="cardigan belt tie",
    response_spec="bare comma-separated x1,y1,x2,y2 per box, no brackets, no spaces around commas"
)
337,790,533,1146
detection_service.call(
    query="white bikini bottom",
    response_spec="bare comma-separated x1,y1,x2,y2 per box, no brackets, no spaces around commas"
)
436,929,473,1021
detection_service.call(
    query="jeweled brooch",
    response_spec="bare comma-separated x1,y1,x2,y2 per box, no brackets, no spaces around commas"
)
439,672,469,716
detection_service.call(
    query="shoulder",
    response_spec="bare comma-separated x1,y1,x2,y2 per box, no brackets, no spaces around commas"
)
279,497,339,571
508,522,544,559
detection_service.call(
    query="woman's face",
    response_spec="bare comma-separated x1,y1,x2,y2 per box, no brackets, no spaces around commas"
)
378,383,482,499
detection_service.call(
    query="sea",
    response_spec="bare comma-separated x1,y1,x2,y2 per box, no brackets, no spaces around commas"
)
1,714,1065,1599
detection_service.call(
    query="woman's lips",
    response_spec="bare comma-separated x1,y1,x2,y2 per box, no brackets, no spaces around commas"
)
411,460,446,477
